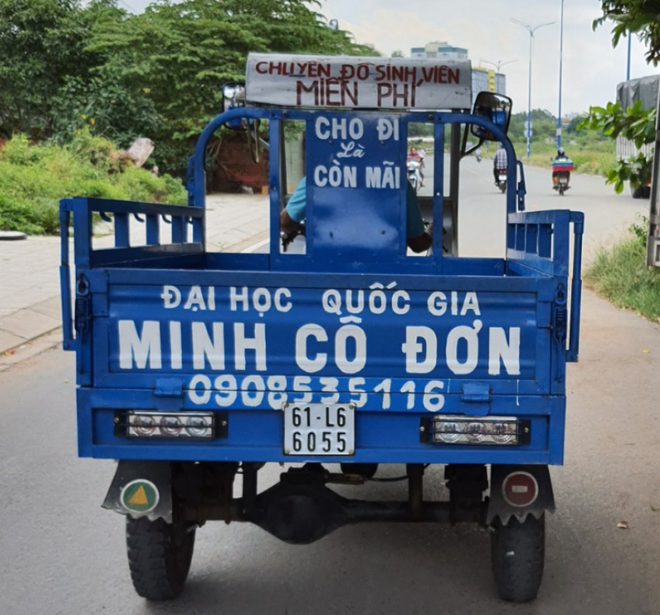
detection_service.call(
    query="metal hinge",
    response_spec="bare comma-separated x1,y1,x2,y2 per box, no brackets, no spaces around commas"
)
461,383,491,416
552,284,567,345
74,274,92,336
154,378,184,398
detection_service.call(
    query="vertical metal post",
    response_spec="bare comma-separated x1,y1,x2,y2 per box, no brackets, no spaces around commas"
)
627,33,632,81
512,20,555,159
449,124,461,254
557,0,565,150
646,86,660,267
527,33,533,159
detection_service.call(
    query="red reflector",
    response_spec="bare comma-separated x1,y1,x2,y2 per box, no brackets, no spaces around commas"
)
502,472,539,507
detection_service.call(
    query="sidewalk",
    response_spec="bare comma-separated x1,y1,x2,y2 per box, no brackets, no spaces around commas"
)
0,193,269,367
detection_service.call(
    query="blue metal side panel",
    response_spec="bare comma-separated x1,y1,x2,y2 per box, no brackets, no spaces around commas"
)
306,113,406,262
77,387,563,465
61,108,582,469
90,270,558,395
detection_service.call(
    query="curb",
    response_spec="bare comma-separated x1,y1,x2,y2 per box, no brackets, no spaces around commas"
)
0,230,271,358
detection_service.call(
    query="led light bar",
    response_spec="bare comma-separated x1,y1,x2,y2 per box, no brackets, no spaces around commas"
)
122,411,217,440
421,416,530,446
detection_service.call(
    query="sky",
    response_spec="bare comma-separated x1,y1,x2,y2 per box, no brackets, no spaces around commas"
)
122,0,656,115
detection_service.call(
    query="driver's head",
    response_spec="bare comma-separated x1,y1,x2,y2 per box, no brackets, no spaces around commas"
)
557,148,566,156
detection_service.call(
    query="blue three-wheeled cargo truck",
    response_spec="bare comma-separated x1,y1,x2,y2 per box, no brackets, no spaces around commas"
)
60,54,584,603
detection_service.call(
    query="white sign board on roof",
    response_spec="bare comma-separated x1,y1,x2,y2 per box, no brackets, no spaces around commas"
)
246,53,472,110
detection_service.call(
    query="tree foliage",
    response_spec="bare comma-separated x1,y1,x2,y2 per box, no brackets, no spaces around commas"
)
87,0,377,170
594,0,660,65
0,0,377,172
0,0,105,138
578,100,656,192
508,109,557,143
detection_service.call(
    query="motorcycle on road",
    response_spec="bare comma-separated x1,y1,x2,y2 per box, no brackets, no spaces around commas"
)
407,158,422,193
496,168,507,193
552,155,574,196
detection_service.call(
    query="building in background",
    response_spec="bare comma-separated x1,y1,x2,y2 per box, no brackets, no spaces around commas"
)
409,42,507,104
411,41,468,62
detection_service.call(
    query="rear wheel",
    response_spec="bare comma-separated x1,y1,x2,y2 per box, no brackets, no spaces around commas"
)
126,516,196,601
491,514,545,603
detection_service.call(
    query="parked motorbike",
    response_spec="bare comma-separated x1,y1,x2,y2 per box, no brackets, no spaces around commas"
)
407,159,422,193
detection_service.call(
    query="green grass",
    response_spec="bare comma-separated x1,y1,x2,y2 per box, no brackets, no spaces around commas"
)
510,140,616,176
586,226,660,322
0,132,187,235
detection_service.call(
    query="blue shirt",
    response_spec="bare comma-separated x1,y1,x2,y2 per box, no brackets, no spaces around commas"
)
286,177,425,239
286,177,308,223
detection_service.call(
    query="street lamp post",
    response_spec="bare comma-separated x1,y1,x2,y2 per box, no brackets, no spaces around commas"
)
512,19,555,158
480,58,518,75
557,0,565,150
480,59,517,96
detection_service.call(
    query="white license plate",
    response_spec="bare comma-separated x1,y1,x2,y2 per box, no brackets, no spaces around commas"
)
283,403,355,456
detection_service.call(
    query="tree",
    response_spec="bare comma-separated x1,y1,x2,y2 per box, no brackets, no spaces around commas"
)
391,50,404,58
585,3,660,194
0,0,117,139
85,0,378,172
508,109,557,143
51,66,162,148
566,114,587,134
578,100,656,193
594,1,660,64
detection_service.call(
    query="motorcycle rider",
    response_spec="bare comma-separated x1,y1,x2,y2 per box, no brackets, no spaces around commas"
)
493,144,507,185
407,146,425,187
408,146,421,162
552,147,573,189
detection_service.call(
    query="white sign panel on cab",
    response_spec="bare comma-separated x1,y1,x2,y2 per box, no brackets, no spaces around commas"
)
246,53,473,110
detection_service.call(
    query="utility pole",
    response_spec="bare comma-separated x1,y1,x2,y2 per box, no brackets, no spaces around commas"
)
512,19,555,158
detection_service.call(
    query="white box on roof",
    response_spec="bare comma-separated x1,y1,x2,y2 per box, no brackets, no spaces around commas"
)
246,53,472,110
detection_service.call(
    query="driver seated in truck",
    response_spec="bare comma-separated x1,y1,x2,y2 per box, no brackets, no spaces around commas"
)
280,176,433,253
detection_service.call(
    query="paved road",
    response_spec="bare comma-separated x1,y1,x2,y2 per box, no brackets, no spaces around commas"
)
1,162,659,614
434,155,648,260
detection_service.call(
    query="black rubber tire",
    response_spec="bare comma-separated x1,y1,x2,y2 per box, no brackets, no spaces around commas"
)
491,514,545,603
126,516,196,601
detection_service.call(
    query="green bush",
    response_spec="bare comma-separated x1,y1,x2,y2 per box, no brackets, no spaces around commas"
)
0,193,59,235
586,218,660,322
0,133,187,234
511,140,615,176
